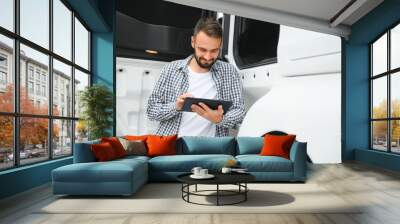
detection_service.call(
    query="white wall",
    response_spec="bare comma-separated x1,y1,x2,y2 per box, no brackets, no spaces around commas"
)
238,74,342,163
228,19,342,163
116,58,166,136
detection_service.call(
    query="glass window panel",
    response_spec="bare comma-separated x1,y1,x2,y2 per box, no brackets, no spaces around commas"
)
372,120,388,151
0,116,14,170
391,72,400,117
53,0,72,60
20,44,49,115
74,69,89,118
372,33,387,76
0,0,14,31
391,120,400,153
372,77,387,119
75,120,88,143
53,59,72,117
20,117,49,165
53,119,72,158
74,17,89,70
391,24,400,70
20,0,49,49
0,34,14,112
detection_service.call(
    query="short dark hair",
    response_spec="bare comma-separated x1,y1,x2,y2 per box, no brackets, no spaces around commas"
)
193,17,222,38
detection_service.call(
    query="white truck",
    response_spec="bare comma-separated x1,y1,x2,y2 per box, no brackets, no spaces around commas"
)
116,15,341,163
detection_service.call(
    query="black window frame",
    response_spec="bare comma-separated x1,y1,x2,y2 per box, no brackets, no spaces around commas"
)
370,20,400,154
232,16,279,69
0,0,92,171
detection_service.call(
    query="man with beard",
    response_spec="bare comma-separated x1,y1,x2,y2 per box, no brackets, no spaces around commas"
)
146,17,245,137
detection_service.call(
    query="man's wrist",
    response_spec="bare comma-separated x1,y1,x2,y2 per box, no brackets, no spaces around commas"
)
213,115,223,124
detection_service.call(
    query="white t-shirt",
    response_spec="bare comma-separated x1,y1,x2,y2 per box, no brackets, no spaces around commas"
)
178,67,217,137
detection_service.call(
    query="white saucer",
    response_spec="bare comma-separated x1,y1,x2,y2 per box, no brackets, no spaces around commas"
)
190,174,215,179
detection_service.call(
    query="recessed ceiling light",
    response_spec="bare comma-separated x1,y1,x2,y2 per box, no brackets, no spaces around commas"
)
145,49,158,54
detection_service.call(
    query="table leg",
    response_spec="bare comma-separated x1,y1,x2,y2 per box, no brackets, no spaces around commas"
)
217,184,219,206
187,184,190,202
245,183,247,201
195,184,197,192
181,184,183,199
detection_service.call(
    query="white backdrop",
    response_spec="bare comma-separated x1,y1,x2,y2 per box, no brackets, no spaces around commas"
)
116,20,342,163
228,19,342,163
116,58,166,136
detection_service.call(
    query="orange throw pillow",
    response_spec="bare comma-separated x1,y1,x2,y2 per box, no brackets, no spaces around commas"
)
146,135,177,157
91,142,117,161
259,134,296,159
124,135,150,142
101,137,127,158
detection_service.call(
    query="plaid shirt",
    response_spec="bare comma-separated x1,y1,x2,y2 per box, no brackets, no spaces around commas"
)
146,55,246,137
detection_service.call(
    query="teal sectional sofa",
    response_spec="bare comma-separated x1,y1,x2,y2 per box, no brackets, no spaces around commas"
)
52,136,307,196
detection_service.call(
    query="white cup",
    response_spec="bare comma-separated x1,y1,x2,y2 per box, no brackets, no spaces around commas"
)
200,169,208,176
221,167,232,174
191,167,202,176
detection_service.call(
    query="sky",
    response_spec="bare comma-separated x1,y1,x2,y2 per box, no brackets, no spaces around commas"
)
372,30,400,108
0,0,89,74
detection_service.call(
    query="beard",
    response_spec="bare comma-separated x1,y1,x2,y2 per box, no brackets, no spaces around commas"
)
193,50,217,69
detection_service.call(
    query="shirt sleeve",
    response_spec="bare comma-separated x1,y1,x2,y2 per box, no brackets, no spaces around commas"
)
146,65,180,122
216,67,246,129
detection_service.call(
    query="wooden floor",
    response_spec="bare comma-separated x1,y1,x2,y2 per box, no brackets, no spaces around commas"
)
1,162,400,224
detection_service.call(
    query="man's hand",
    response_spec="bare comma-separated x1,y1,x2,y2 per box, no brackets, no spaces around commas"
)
176,93,193,111
191,103,224,124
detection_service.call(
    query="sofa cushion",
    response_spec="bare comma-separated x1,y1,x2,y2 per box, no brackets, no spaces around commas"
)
124,135,150,142
177,136,236,155
236,137,263,155
124,135,152,151
73,139,100,163
148,154,235,172
52,158,148,183
147,135,177,157
260,134,296,159
115,155,150,164
101,137,127,158
118,138,147,156
91,142,118,161
236,155,293,172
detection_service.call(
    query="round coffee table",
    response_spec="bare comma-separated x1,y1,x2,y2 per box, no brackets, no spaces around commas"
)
177,172,255,206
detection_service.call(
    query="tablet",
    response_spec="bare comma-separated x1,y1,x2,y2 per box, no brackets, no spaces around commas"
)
180,97,232,115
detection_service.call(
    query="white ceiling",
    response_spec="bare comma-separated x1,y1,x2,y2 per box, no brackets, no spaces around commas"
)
224,0,352,22
163,0,384,38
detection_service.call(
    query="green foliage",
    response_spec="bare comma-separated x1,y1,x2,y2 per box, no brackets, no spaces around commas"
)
79,84,113,140
373,99,400,140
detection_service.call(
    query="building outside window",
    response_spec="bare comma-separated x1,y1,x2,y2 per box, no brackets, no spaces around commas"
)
0,54,7,67
28,67,34,80
41,73,46,82
0,71,6,84
35,70,40,81
54,89,58,104
42,85,46,97
35,83,40,95
28,81,34,94
0,54,7,89
0,0,91,170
